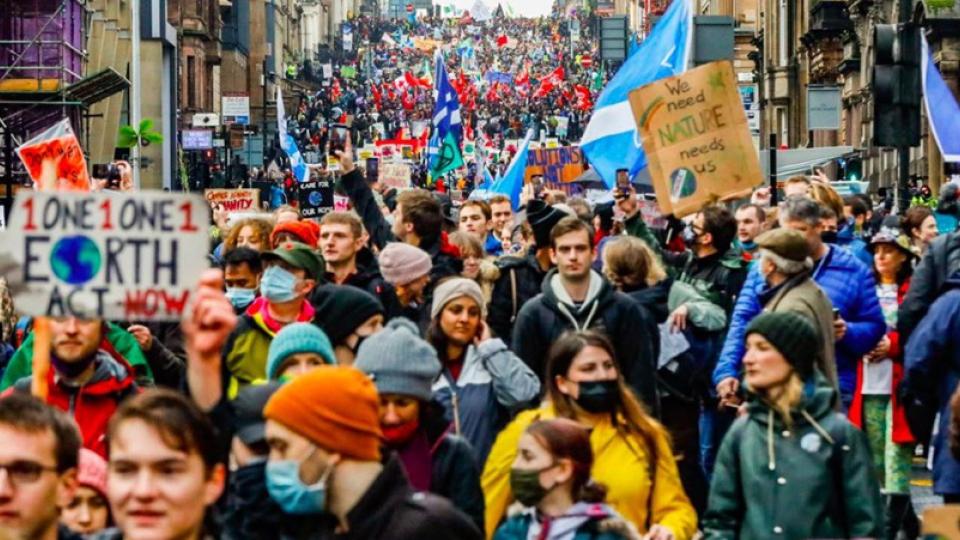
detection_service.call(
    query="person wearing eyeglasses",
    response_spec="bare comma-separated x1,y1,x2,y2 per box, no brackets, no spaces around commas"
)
0,393,84,540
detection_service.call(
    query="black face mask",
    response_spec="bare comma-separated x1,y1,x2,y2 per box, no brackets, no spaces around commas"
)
821,231,838,244
574,379,619,413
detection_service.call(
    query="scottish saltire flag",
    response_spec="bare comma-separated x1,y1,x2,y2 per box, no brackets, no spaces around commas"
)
276,87,308,183
580,0,692,188
922,35,960,162
490,130,534,210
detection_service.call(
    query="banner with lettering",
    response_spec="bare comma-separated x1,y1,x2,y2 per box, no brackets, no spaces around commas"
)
204,189,261,213
524,147,587,185
1,191,209,321
628,61,762,217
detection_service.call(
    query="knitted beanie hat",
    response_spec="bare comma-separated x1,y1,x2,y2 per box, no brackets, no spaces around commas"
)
745,311,819,380
77,448,108,498
430,277,486,320
264,365,382,461
526,200,568,248
271,220,321,249
267,322,336,380
310,285,385,345
379,242,433,286
353,318,440,401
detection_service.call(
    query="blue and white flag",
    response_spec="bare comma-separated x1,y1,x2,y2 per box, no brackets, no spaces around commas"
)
429,51,464,170
922,35,960,162
580,0,692,188
276,86,308,183
490,130,534,210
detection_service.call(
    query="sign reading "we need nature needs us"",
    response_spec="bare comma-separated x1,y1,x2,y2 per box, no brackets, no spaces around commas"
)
629,61,762,217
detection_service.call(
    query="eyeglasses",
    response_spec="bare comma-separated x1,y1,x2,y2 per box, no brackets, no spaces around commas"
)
0,461,59,485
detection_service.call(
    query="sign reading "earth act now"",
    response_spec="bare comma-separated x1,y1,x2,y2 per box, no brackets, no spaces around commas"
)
1,191,210,321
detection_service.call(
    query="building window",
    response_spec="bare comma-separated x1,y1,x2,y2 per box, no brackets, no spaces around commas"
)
187,55,197,109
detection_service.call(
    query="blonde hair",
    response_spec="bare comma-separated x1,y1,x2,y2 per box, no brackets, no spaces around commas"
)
602,236,667,288
761,372,805,427
809,182,845,223
448,230,484,259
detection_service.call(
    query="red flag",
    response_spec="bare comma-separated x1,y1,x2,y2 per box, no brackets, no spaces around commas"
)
533,67,565,99
331,78,342,102
385,83,396,101
496,35,508,47
574,85,593,110
371,83,383,110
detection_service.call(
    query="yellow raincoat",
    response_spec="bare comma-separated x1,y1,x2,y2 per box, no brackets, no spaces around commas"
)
481,404,697,540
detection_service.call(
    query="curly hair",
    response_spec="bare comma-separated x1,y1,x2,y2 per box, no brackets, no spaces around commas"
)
223,217,275,252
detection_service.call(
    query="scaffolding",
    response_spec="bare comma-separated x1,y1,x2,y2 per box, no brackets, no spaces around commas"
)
0,0,128,216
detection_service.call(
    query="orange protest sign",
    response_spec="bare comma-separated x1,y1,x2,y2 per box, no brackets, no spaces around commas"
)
15,119,92,191
628,61,762,217
524,147,587,185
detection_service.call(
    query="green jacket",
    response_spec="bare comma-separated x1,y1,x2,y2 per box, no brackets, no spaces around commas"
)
624,211,662,257
222,312,276,398
703,375,882,540
1,322,152,390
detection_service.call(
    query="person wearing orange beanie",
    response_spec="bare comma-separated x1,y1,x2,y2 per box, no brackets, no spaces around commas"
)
262,365,482,539
272,220,321,249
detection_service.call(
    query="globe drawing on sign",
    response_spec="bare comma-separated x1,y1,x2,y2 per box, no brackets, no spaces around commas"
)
308,190,324,207
669,168,698,202
50,235,102,285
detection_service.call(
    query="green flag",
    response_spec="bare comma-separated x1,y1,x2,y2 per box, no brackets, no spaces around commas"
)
430,132,464,177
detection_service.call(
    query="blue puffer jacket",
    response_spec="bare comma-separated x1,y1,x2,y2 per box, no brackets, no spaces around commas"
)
714,245,886,401
836,222,873,269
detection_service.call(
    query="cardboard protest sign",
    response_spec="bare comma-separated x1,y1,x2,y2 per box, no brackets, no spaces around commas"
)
298,179,335,219
1,191,209,321
923,505,960,539
524,147,587,185
379,162,412,189
628,61,762,217
204,189,261,213
16,119,92,191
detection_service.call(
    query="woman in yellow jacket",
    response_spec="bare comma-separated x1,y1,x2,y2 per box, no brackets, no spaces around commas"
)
482,330,697,540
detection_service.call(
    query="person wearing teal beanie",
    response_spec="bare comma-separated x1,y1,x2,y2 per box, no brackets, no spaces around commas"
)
266,322,336,380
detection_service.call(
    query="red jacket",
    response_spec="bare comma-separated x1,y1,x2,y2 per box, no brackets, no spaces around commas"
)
848,279,914,444
5,350,139,457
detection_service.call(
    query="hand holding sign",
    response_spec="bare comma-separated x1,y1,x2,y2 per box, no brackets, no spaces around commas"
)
183,268,237,411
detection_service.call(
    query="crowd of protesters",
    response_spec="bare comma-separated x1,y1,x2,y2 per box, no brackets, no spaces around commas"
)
6,5,960,540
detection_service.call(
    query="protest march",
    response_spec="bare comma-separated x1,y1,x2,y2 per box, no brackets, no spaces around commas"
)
4,0,960,539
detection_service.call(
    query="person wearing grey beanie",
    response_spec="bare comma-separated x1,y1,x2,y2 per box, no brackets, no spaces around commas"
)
354,317,486,532
426,277,540,463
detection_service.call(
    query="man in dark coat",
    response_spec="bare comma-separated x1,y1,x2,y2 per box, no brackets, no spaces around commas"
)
512,217,660,415
898,230,960,343
487,200,566,342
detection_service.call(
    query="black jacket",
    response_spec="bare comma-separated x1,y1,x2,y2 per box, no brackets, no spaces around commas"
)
334,248,403,320
898,230,960,343
221,461,287,540
421,403,485,533
487,252,551,343
278,455,482,540
511,270,660,416
623,277,673,324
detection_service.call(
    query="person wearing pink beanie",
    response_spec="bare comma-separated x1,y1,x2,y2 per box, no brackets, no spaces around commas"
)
379,243,433,328
61,448,110,535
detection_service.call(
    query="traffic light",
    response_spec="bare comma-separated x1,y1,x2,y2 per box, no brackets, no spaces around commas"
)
872,23,921,148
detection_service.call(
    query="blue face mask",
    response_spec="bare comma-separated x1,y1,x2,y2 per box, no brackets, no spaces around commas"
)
225,287,257,310
260,266,300,303
265,458,331,515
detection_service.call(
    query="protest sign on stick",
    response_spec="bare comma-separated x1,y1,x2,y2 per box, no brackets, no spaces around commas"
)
628,61,762,217
204,189,261,213
1,190,210,322
524,147,587,185
16,119,92,191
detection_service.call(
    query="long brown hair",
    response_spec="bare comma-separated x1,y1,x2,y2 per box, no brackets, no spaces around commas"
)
526,419,607,503
545,331,665,474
